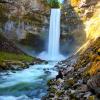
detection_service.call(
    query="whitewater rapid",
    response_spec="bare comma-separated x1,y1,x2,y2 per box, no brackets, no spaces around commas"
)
0,63,58,100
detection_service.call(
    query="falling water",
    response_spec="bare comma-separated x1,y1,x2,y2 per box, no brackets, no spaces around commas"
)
48,0,65,58
48,9,61,58
38,8,65,61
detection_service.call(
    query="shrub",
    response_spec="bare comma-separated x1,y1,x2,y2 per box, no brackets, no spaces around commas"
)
47,0,62,8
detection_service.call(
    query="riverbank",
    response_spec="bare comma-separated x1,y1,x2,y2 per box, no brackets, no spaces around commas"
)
0,33,47,71
0,51,48,71
44,37,100,100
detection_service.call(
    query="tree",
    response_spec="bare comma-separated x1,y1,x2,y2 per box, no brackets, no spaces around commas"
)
47,0,62,8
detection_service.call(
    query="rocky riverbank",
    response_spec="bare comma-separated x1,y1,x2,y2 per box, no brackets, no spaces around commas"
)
0,58,48,71
43,37,100,100
0,32,47,71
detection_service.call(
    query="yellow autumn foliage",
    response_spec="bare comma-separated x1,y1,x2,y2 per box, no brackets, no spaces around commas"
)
88,62,100,76
85,2,100,40
71,0,80,7
85,17,100,40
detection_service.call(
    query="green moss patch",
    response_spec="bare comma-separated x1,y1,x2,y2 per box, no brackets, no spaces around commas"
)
0,51,33,65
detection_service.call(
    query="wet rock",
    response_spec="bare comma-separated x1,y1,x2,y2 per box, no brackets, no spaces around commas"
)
56,69,64,80
77,84,88,92
10,65,21,70
71,90,76,94
0,60,32,71
64,84,69,90
76,92,84,99
73,79,83,89
47,79,56,86
4,60,26,67
83,92,92,99
63,95,70,100
87,74,100,90
41,95,47,100
57,97,63,100
49,85,58,93
67,78,75,86
30,58,48,65
78,67,87,73
44,70,51,75
65,67,74,74
94,88,100,97
57,78,64,84
56,90,64,97
69,93,78,100
49,93,55,98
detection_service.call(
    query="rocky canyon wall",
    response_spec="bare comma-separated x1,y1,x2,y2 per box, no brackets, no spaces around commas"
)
0,0,100,53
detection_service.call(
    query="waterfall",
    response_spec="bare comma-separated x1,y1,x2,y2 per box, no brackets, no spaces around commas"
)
38,8,65,61
48,9,61,58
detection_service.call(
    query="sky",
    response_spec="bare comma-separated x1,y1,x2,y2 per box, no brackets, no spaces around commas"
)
48,0,64,3
59,0,64,3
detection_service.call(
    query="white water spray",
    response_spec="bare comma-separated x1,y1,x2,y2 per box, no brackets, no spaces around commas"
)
38,8,65,61
48,9,61,58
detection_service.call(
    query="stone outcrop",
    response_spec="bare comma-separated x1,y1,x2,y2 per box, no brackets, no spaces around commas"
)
0,33,22,53
44,37,100,100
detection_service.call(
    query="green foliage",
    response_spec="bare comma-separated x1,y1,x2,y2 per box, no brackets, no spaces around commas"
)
0,51,33,64
48,0,62,8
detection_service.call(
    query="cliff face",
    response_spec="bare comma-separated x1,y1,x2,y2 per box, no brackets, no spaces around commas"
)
73,0,100,40
66,0,100,53
0,0,48,39
0,33,22,53
0,0,100,53
0,0,49,52
66,0,100,77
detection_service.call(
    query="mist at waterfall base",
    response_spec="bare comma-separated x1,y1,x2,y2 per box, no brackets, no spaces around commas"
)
38,9,65,61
